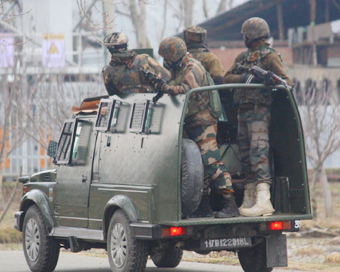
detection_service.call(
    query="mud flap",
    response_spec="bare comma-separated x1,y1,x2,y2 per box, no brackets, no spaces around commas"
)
266,234,287,268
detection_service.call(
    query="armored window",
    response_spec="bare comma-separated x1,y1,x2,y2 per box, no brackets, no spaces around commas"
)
55,119,92,165
55,120,76,164
71,120,92,165
95,99,121,132
129,100,153,134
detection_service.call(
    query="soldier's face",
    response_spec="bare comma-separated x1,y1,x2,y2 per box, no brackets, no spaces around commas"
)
243,35,252,48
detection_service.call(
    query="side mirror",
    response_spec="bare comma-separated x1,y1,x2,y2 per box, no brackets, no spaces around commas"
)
47,140,58,158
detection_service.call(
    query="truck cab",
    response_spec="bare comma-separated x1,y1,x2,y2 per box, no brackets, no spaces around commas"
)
15,83,312,272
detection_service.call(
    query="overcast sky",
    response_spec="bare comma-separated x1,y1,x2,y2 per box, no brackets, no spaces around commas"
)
111,0,249,53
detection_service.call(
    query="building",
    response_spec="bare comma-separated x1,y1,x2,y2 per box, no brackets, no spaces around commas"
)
0,0,111,179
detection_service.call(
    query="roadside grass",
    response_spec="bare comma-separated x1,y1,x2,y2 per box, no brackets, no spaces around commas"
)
325,252,340,264
0,182,22,244
295,247,326,257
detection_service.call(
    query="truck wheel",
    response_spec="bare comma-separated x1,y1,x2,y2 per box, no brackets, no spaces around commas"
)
181,138,204,216
22,205,60,272
238,242,273,272
151,246,183,268
107,209,148,272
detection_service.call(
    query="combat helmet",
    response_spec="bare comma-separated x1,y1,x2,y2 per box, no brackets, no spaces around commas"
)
183,25,207,44
103,32,129,53
158,37,187,63
241,17,270,41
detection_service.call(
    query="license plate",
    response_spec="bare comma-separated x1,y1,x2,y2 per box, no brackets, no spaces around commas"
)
201,237,252,250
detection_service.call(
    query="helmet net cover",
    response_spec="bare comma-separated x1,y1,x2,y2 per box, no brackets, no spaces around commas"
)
241,17,270,40
183,25,207,44
158,37,187,63
103,32,129,52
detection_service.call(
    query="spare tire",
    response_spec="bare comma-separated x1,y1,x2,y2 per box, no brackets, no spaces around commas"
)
181,138,204,217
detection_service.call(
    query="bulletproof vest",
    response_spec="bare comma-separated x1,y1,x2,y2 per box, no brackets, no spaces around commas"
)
234,45,278,106
103,53,156,96
169,58,211,118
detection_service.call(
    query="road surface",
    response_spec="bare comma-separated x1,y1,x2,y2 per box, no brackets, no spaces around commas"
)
0,250,309,272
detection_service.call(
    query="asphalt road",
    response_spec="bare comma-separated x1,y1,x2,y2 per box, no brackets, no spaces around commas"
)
0,250,309,272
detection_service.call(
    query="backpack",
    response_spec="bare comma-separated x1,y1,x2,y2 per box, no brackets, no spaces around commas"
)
205,71,222,119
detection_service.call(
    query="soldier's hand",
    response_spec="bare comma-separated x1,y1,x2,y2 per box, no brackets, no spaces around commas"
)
240,73,261,84
264,71,276,86
155,78,167,91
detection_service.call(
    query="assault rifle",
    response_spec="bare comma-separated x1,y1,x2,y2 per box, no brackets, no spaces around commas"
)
140,68,164,104
236,63,292,91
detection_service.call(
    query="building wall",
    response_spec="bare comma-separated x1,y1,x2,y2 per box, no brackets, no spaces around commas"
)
328,45,340,67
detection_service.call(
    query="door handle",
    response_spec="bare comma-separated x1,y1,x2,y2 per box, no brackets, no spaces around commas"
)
82,175,87,183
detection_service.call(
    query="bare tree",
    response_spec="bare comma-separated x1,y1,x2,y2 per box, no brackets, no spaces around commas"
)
183,0,193,28
115,0,148,48
0,61,26,211
216,0,227,14
17,73,104,150
294,78,340,217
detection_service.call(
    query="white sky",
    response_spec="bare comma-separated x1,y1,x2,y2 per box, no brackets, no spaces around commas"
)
107,0,249,54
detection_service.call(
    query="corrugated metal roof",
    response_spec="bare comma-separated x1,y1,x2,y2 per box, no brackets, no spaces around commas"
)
178,0,340,44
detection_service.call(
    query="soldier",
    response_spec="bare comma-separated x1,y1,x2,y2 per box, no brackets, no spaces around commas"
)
183,25,225,85
102,32,170,96
224,17,292,217
153,36,239,218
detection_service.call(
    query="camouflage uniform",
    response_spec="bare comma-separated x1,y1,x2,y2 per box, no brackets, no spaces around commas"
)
184,25,225,85
224,18,291,186
158,37,233,195
102,32,170,96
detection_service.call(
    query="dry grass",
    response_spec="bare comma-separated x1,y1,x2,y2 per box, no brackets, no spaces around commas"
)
295,247,326,257
301,180,340,230
0,182,23,244
0,227,22,243
325,253,340,264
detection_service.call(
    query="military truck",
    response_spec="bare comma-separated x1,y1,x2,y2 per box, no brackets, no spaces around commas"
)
14,83,312,272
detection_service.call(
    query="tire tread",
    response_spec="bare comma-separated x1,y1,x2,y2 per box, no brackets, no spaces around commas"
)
23,205,60,272
151,246,183,268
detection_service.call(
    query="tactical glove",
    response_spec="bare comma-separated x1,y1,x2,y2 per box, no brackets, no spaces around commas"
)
264,71,276,86
155,78,167,91
240,73,261,84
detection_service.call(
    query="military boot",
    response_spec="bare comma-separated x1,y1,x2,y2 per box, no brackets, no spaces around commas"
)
188,195,213,218
238,183,256,214
240,183,275,217
215,194,240,218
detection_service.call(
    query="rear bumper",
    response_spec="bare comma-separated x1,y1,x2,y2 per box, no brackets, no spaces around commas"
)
161,213,313,226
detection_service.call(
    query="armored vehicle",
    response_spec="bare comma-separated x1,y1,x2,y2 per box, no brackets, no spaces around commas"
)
15,83,312,272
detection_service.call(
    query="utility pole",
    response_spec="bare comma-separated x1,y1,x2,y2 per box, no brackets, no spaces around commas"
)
103,1,115,64
277,2,284,41
310,0,317,65
325,0,330,22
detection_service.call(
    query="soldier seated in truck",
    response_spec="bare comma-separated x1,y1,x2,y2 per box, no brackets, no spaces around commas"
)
102,32,170,96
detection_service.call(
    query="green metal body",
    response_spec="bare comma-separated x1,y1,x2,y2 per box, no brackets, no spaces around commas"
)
17,83,311,235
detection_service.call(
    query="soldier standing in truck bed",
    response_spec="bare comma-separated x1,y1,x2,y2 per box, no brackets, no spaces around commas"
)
102,32,170,96
151,36,239,219
183,25,225,85
224,17,292,217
